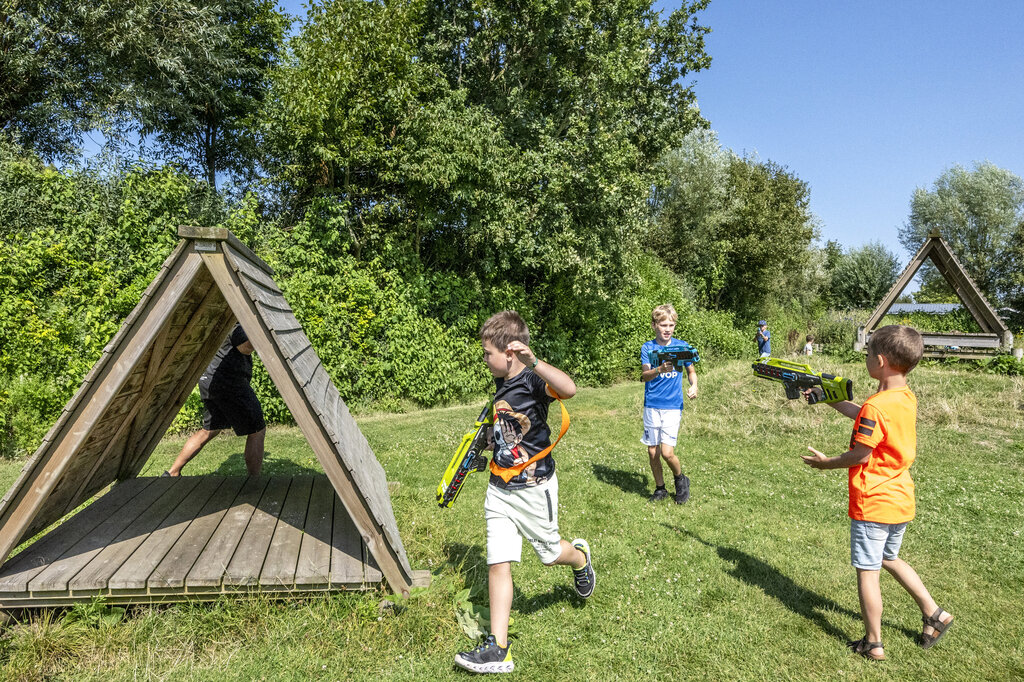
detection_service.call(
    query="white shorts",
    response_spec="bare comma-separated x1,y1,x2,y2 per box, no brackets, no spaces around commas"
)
641,407,681,446
485,474,562,565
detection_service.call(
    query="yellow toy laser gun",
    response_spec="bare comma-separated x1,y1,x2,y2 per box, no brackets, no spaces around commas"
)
436,402,493,508
650,344,700,371
751,357,853,405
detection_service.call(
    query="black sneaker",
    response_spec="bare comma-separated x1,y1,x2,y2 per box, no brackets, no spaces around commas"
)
649,487,668,502
571,538,595,599
161,471,172,478
454,635,513,674
673,474,690,504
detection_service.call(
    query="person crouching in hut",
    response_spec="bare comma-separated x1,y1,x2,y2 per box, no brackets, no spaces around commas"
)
164,323,266,477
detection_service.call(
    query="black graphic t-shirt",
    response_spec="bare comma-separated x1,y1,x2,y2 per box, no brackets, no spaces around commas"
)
489,368,555,490
198,324,253,399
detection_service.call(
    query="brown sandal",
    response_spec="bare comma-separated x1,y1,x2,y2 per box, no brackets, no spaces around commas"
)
849,637,885,661
920,607,953,649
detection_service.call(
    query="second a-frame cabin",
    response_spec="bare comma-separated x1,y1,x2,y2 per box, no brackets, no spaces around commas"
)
855,230,1013,358
0,226,428,608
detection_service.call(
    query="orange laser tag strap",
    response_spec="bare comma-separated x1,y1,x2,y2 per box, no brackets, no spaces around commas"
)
489,389,570,483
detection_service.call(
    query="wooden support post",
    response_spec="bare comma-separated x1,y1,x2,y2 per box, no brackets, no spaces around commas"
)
0,252,205,565
201,251,414,596
120,307,238,479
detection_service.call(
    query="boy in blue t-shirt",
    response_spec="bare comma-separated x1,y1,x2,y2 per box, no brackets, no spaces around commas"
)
640,304,698,504
755,319,771,358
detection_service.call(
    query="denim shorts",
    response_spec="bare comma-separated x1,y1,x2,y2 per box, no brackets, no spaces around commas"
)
850,520,908,570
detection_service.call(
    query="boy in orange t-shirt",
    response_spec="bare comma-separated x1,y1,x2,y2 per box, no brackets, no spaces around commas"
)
801,325,953,661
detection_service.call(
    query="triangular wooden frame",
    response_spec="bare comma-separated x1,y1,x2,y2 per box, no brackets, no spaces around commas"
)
855,230,1013,355
0,227,425,597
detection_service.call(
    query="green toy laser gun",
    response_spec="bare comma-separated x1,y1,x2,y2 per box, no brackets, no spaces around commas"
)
751,357,853,405
650,344,700,371
436,402,493,508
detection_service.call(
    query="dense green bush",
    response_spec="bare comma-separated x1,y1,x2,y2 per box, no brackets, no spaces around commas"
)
0,150,221,456
976,354,1024,376
879,308,983,334
0,150,755,459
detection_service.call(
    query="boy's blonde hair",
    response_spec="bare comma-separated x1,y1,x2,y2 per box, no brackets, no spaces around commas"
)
480,310,530,350
868,325,923,373
652,304,678,324
806,334,814,342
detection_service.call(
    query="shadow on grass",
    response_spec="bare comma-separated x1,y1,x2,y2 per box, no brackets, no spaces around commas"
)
592,463,648,497
212,452,322,477
668,526,917,644
516,584,585,614
440,543,583,615
442,542,488,583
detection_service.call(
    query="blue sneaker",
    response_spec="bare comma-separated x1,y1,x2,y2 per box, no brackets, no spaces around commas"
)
571,538,595,599
454,635,513,674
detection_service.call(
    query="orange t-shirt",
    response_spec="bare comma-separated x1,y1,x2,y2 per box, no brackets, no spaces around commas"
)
848,386,917,523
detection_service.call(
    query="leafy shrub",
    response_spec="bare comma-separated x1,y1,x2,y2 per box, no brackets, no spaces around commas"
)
0,150,211,456
0,149,758,459
879,308,983,334
976,354,1024,376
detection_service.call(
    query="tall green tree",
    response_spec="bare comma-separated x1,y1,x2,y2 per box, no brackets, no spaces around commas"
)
142,0,287,188
1,0,228,161
828,241,901,309
650,129,735,303
652,130,817,318
264,0,711,297
263,0,431,261
413,0,712,296
900,162,1024,305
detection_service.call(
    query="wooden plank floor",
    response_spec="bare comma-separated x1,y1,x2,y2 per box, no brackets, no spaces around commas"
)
0,476,378,607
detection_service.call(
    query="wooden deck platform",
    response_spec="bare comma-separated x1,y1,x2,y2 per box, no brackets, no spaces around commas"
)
0,475,381,608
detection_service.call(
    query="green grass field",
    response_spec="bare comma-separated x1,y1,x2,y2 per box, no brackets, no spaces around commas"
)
1,358,1022,681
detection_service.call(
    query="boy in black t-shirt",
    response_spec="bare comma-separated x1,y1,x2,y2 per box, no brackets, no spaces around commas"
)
453,311,594,675
164,323,266,477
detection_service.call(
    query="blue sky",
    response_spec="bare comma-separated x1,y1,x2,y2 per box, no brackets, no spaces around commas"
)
275,0,1024,260
668,0,1024,257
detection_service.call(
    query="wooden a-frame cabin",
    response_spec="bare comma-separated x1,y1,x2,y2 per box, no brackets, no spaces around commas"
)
0,227,428,608
855,230,1013,358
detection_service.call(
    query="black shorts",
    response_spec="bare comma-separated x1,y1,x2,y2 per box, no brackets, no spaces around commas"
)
201,386,266,436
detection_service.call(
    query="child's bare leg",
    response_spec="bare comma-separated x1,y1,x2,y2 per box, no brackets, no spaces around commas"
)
167,428,220,475
489,562,513,646
659,444,682,477
243,427,266,476
856,568,884,646
648,445,664,486
544,539,586,570
882,557,952,635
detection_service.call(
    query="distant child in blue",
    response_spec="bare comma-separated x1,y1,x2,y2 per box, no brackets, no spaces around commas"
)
640,304,698,504
755,319,771,358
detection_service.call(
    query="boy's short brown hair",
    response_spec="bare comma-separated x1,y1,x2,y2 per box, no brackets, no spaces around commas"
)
480,310,530,350
652,303,678,324
868,325,923,373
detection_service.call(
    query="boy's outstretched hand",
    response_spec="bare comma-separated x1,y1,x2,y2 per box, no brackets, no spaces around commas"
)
801,446,829,469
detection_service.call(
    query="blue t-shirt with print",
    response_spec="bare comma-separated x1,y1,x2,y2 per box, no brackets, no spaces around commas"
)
641,338,694,410
757,329,771,356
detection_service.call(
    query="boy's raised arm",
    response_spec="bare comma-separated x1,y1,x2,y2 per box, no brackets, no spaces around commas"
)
507,341,577,399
